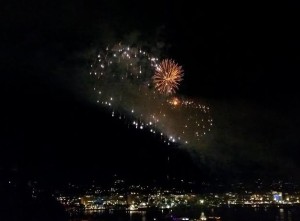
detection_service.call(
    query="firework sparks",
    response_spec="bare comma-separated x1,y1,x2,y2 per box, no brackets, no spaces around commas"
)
153,59,183,95
90,44,212,147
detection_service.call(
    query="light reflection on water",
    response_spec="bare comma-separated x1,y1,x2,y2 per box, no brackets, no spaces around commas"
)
69,207,300,221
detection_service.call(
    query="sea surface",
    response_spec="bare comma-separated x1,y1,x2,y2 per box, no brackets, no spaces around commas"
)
69,206,300,221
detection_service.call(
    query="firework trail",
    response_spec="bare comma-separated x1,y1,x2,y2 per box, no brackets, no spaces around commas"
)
90,43,212,147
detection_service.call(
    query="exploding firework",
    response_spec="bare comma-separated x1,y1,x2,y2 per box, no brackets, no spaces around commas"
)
153,59,184,95
90,43,212,147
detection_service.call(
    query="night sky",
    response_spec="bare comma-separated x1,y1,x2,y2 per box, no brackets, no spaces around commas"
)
1,1,300,186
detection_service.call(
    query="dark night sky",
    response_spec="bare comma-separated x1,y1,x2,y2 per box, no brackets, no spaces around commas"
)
1,1,300,186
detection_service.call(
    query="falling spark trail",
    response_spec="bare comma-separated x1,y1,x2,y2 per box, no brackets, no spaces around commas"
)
90,44,213,147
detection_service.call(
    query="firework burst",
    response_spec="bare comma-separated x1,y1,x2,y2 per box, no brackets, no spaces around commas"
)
153,59,184,95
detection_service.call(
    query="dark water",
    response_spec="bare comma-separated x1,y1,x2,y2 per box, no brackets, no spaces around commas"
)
69,206,300,221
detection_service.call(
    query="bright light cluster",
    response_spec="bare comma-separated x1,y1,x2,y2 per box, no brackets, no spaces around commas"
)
90,43,213,147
